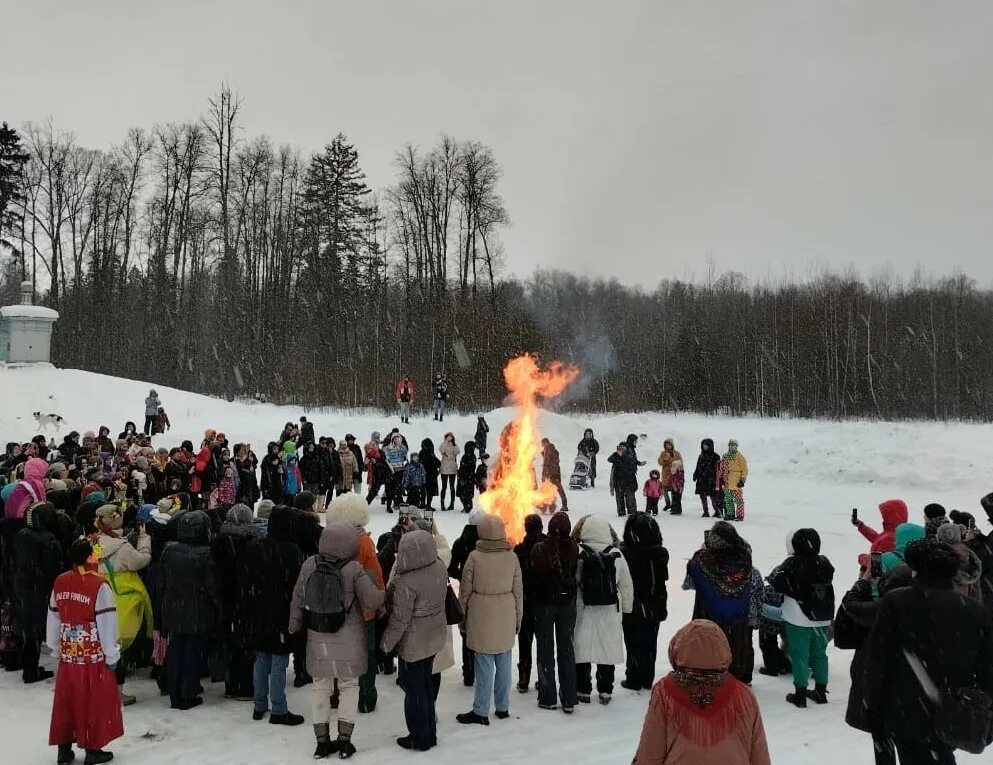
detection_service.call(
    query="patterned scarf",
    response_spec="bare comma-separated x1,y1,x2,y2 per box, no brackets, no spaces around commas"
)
672,666,727,708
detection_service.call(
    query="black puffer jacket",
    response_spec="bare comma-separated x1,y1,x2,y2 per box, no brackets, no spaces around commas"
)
158,510,222,634
770,528,835,622
692,439,720,496
13,502,65,638
448,524,479,581
243,507,304,654
212,521,259,627
621,512,669,622
513,516,547,603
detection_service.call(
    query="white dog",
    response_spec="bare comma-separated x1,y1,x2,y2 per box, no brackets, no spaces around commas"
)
34,412,64,433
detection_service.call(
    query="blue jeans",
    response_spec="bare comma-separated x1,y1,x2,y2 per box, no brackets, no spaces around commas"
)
253,651,289,715
472,650,512,717
434,399,446,419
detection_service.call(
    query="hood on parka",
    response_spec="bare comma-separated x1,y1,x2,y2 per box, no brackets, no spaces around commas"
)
668,619,731,672
26,501,58,533
476,514,507,542
395,529,440,575
700,438,714,452
623,512,663,549
177,510,211,545
790,528,821,557
266,505,294,542
319,522,361,562
878,499,909,533
23,457,48,484
579,514,618,547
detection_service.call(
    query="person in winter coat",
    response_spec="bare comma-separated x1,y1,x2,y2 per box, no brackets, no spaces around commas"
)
923,502,949,538
14,501,64,683
283,453,303,499
693,438,723,518
159,510,222,710
214,449,238,508
769,529,835,708
863,538,993,765
396,376,415,424
449,509,482,685
513,514,546,693
325,493,386,715
632,619,771,765
299,416,316,445
657,439,684,514
881,522,926,575
620,513,669,692
383,433,409,513
363,444,390,505
234,444,259,506
380,529,450,751
577,429,600,488
644,470,663,516
46,539,124,765
289,523,385,759
439,434,460,511
540,438,569,512
336,441,358,496
403,453,427,509
212,504,260,699
684,521,757,684
419,439,441,511
456,514,524,725
4,456,48,520
475,416,490,454
260,442,285,503
607,442,639,516
299,442,324,496
244,506,305,725
143,389,161,436
152,406,171,436
718,440,747,521
529,511,579,712
456,441,478,513
936,523,985,602
853,499,908,554
344,435,363,494
572,515,634,704
432,373,449,422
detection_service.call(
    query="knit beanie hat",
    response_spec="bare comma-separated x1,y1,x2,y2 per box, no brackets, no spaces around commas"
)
668,619,732,671
95,504,124,531
936,523,964,546
904,539,960,580
548,511,572,538
371,432,381,443
157,497,176,515
949,510,976,528
226,504,253,525
923,503,947,520
47,462,67,477
257,499,275,520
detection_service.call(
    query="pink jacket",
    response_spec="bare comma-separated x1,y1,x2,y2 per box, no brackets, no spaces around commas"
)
644,478,663,500
4,457,48,519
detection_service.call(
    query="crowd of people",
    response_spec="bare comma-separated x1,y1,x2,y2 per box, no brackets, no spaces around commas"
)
1,391,992,765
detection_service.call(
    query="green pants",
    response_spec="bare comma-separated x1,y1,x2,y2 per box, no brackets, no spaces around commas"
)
784,622,829,688
358,620,378,712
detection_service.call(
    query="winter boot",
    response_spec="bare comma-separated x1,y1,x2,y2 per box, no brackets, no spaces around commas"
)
456,711,490,726
118,687,136,706
517,668,530,694
294,670,313,688
336,720,356,759
83,751,114,765
495,710,510,720
270,711,305,726
598,693,612,705
24,666,54,684
620,680,641,691
577,693,591,704
786,686,808,708
57,743,76,764
313,724,337,759
807,683,829,704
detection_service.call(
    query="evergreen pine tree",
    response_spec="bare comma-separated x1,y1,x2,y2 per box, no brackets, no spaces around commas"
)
0,122,29,256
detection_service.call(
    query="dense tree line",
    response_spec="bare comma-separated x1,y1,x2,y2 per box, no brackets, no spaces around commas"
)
2,91,993,420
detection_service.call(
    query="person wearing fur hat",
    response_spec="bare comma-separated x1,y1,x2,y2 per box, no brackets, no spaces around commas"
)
530,511,580,712
572,515,634,705
46,539,124,765
632,619,771,765
456,514,524,726
864,539,993,764
290,523,385,758
513,514,546,693
717,439,747,521
936,523,986,602
923,502,949,538
769,529,835,708
93,503,153,706
325,493,386,713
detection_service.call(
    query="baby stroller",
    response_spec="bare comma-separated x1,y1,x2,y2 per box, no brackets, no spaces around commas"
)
569,452,592,490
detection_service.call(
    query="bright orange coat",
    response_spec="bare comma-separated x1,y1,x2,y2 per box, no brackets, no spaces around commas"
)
357,532,385,620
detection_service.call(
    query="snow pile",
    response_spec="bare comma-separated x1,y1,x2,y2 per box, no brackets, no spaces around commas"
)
1,364,991,764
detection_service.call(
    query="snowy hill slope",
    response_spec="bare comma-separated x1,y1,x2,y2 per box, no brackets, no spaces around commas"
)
1,364,991,764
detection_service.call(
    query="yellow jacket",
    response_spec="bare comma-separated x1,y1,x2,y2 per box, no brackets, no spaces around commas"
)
721,452,748,490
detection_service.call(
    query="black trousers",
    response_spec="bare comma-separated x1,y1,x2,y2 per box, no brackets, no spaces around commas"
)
143,415,156,435
461,637,475,686
535,603,576,707
517,603,535,686
440,475,456,508
400,656,437,749
759,629,791,674
385,471,404,511
615,490,636,516
576,662,614,696
872,736,896,765
723,623,754,685
893,740,954,765
167,632,207,706
646,497,660,515
669,490,683,515
20,635,41,680
622,614,660,690
226,633,255,697
365,477,385,505
549,478,568,510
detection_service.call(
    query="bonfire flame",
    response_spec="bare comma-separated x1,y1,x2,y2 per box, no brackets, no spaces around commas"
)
480,355,580,543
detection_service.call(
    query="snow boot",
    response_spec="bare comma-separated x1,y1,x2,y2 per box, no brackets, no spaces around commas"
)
270,711,305,726
620,680,641,691
807,684,829,704
538,702,558,711
577,693,591,704
57,743,76,764
456,711,489,726
313,724,337,759
598,693,612,705
336,720,356,759
786,686,808,708
495,710,510,720
396,736,431,751
83,751,113,765
24,666,54,684
119,688,136,706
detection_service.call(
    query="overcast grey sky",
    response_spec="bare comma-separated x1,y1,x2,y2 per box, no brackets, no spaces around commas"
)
5,0,993,286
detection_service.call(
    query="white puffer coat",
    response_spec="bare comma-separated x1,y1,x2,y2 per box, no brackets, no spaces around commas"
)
573,515,633,665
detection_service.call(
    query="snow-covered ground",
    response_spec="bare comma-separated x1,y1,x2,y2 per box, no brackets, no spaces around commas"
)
2,364,991,764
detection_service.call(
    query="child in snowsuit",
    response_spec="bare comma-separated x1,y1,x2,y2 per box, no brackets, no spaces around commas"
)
152,407,171,436
283,454,303,498
403,454,427,509
643,470,663,516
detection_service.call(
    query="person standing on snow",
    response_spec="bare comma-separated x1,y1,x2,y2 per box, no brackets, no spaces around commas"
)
143,390,161,436
474,416,490,454
717,440,748,522
383,433,409,513
432,373,449,422
513,514,547,694
396,376,415,424
620,513,669,692
852,499,909,554
540,438,569,512
607,442,639,516
692,439,722,518
657,438,684,515
439,433,460,512
577,429,600,488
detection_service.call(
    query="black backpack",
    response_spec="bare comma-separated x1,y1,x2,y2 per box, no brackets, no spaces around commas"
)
579,544,620,607
303,555,352,633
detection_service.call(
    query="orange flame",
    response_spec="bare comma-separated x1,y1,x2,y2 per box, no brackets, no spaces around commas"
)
480,355,580,542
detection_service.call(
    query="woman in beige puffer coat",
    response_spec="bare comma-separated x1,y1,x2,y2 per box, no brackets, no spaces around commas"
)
457,514,523,725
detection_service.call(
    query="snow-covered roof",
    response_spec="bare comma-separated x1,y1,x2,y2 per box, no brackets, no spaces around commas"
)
0,305,59,320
